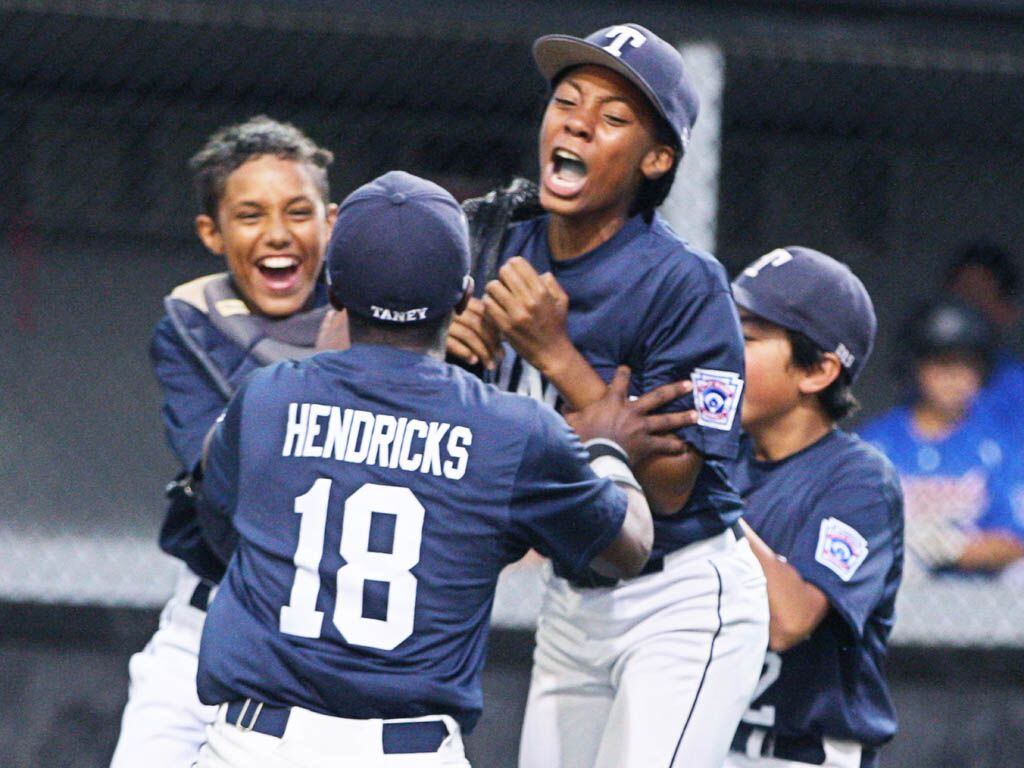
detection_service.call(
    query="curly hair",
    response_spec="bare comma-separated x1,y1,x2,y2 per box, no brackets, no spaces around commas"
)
189,115,333,218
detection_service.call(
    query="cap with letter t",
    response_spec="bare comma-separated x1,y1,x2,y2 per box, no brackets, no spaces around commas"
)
326,170,471,324
532,23,699,151
731,246,877,383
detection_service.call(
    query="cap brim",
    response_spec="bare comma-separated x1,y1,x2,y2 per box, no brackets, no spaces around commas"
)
533,35,669,132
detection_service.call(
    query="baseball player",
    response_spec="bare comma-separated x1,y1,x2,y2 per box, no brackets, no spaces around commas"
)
109,116,342,768
447,23,769,768
860,301,1024,576
192,171,694,768
723,247,905,768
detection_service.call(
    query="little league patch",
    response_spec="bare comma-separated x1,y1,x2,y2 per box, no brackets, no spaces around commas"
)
691,368,744,432
815,516,869,581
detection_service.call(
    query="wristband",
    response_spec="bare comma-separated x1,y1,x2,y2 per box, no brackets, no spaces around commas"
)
584,439,642,494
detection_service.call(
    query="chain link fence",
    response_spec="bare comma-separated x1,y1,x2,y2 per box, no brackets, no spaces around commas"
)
2,1,1023,646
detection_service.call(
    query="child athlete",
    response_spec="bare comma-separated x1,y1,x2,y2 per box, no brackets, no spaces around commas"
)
448,23,769,768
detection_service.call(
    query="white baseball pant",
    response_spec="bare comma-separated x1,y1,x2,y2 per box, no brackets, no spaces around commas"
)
518,528,769,768
195,704,471,768
110,564,217,768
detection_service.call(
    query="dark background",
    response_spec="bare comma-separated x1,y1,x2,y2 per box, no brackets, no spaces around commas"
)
2,0,1023,766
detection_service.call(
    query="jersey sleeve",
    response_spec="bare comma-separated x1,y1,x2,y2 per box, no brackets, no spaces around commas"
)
150,315,232,469
787,470,904,638
506,404,629,578
194,378,249,561
638,280,745,462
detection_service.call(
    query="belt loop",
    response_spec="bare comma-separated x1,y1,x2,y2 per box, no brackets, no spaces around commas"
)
746,727,768,759
234,698,264,732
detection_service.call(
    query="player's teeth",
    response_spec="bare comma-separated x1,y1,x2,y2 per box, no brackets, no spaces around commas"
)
261,257,298,269
554,149,582,162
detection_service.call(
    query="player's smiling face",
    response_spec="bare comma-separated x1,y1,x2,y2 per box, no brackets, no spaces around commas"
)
739,313,805,431
538,65,674,224
196,155,337,317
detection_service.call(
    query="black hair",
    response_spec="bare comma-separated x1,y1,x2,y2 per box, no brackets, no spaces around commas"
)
549,68,682,221
785,328,860,422
189,115,333,218
945,240,1020,299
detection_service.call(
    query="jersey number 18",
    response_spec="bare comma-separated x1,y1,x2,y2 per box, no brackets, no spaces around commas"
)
279,478,424,651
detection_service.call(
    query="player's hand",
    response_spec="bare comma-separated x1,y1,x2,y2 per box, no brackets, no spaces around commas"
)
315,308,351,352
565,366,697,466
446,297,505,370
483,257,572,374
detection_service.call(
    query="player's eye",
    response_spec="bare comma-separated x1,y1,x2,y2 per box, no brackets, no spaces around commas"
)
553,96,576,108
604,114,629,126
288,207,314,218
237,211,262,221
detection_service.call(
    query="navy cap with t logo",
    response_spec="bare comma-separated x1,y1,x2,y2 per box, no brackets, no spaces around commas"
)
533,23,700,150
326,171,471,324
732,247,877,383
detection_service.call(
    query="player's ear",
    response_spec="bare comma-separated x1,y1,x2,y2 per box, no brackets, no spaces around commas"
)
325,202,339,229
640,144,675,181
195,214,224,256
454,276,475,315
798,352,843,395
328,285,346,311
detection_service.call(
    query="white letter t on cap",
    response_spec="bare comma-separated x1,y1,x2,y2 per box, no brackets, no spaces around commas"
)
603,25,647,57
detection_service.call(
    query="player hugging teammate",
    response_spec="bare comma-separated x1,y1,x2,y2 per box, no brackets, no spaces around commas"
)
110,116,342,767
448,23,770,768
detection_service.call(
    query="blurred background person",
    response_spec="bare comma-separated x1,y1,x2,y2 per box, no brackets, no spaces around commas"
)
859,301,1024,579
944,240,1024,440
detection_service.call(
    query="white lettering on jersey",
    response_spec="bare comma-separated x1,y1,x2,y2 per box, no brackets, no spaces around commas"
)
743,248,793,278
691,368,743,431
399,419,428,472
445,426,473,480
282,404,471,480
815,517,869,582
496,348,561,409
344,410,374,464
282,402,310,456
602,25,647,57
366,414,398,466
302,404,331,458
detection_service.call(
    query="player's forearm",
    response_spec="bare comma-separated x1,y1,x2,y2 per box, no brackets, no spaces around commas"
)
533,339,608,411
741,520,829,652
593,486,654,579
634,452,702,516
956,533,1024,572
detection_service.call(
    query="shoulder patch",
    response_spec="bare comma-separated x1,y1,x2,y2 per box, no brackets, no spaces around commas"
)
815,517,869,581
691,368,744,431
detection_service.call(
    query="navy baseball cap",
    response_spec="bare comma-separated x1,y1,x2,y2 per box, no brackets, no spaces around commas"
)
326,171,471,324
533,23,699,150
732,247,877,383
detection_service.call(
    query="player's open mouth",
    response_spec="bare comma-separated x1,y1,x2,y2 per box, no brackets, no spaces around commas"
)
256,255,302,292
543,148,588,198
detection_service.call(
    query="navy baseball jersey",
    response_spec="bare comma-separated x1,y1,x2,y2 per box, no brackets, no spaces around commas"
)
487,212,746,562
196,344,627,732
728,430,904,746
860,404,1024,541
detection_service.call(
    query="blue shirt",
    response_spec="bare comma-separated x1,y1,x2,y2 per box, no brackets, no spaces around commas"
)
859,403,1024,539
197,344,627,732
728,430,904,747
487,213,746,564
978,350,1024,444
